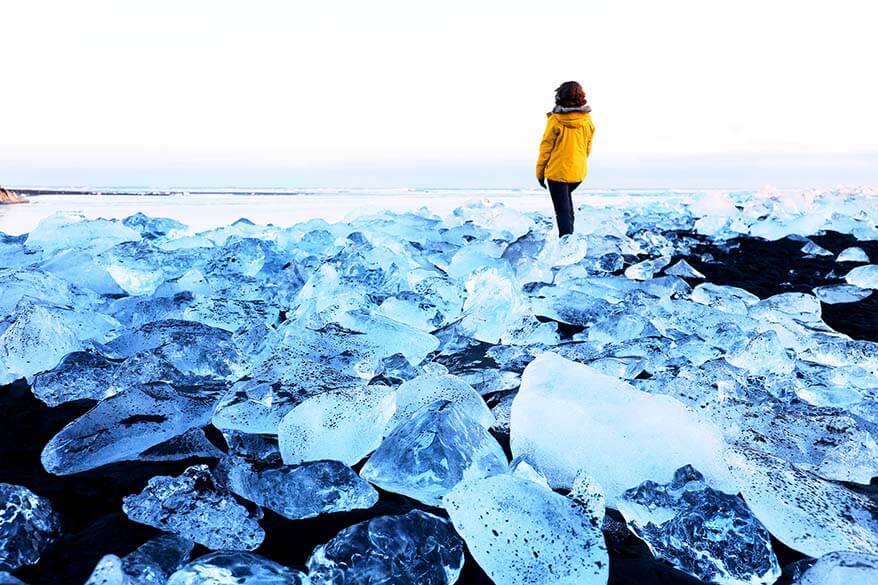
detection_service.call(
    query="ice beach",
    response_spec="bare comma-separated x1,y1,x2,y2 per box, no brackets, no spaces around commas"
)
2,186,878,584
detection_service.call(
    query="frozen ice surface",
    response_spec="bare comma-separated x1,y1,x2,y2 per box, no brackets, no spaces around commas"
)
84,534,193,585
42,382,222,475
793,551,878,585
278,384,396,466
510,353,736,503
837,246,870,263
445,472,608,585
360,401,507,507
123,465,265,551
664,259,705,278
0,484,60,571
30,350,118,406
219,457,378,520
167,552,309,585
307,510,463,585
726,446,878,557
813,283,873,304
617,465,780,585
388,373,495,429
845,264,878,289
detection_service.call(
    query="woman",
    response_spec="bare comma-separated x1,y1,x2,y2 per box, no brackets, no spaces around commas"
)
535,81,595,237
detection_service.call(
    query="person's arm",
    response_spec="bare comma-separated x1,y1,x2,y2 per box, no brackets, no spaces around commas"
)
536,116,558,185
586,121,595,157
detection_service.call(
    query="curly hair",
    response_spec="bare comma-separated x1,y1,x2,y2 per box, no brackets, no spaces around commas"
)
554,81,587,108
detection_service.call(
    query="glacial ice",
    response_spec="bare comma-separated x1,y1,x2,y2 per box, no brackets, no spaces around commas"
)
360,401,507,506
42,381,222,474
0,484,60,571
277,384,396,466
617,465,780,585
837,246,870,263
84,534,193,585
167,552,309,585
510,352,736,503
845,264,878,289
388,372,495,429
31,349,118,406
664,259,705,278
800,240,833,256
726,446,878,557
123,465,265,551
218,457,378,520
307,510,463,585
445,472,609,585
794,551,878,585
814,283,873,304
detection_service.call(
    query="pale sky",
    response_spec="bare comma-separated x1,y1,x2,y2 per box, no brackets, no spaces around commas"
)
2,0,876,188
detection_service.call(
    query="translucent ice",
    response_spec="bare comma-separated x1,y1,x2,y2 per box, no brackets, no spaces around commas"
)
445,472,609,585
800,240,832,256
0,302,83,384
794,551,878,585
691,282,760,314
123,465,264,551
42,381,222,474
726,446,878,557
278,384,396,466
617,465,780,585
388,373,495,429
837,246,870,263
813,283,873,304
31,350,118,406
25,214,140,256
307,510,463,585
167,552,309,585
84,534,193,585
219,457,378,520
624,256,671,280
0,484,60,571
845,264,878,289
510,353,736,503
360,401,507,507
664,259,705,279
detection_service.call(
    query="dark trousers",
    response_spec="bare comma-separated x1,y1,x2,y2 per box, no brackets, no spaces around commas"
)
547,179,581,236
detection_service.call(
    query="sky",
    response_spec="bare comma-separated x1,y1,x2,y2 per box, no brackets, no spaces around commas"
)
2,0,877,189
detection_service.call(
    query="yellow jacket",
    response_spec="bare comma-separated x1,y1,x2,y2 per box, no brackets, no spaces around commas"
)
536,109,595,183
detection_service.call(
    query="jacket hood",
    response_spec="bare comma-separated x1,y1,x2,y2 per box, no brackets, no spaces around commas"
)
547,104,592,128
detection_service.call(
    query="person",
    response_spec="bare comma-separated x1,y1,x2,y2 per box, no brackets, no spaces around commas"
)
535,81,595,237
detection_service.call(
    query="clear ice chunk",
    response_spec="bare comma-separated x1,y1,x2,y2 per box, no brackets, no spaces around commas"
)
510,352,736,503
663,259,705,279
167,551,308,585
0,484,60,571
845,264,878,289
726,446,878,557
31,350,118,406
123,465,264,551
219,457,378,520
794,551,878,585
837,246,870,263
617,465,780,585
307,510,463,585
388,373,495,429
278,384,396,466
84,534,193,585
813,283,873,304
445,472,609,585
360,401,507,507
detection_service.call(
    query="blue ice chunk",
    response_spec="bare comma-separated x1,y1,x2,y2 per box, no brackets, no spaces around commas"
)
41,381,223,474
445,472,608,585
307,510,463,585
0,484,60,571
123,212,187,238
25,214,141,256
168,551,309,585
618,465,780,585
219,457,378,520
31,350,118,406
794,551,878,584
84,534,193,585
360,401,507,507
123,465,264,551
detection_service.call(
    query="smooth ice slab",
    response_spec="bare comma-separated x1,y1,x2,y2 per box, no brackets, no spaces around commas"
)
122,465,265,551
360,401,507,507
41,381,221,475
837,246,870,263
0,484,60,571
813,283,873,304
845,264,878,289
388,373,495,429
219,457,378,520
167,552,309,585
727,446,878,557
278,384,396,466
510,353,736,503
617,465,779,585
307,510,463,585
84,534,193,585
794,551,878,585
445,472,609,585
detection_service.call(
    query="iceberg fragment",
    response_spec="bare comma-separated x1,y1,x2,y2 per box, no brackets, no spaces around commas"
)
0,484,60,571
